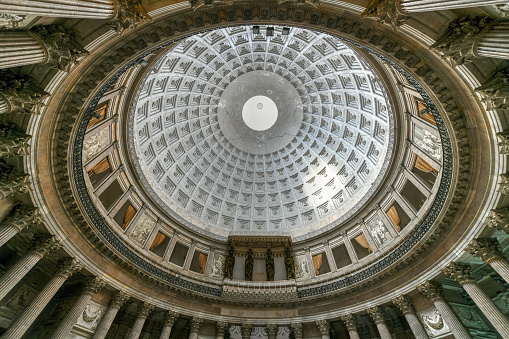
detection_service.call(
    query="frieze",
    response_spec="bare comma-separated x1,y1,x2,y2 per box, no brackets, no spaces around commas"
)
47,3,468,301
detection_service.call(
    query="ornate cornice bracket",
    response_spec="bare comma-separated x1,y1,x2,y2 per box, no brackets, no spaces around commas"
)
110,0,152,34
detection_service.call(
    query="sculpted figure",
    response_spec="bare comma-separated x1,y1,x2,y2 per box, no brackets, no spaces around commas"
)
284,247,295,280
224,247,235,280
266,249,275,281
245,249,254,281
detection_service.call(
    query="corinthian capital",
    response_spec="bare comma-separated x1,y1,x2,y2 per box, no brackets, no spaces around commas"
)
466,238,503,263
83,277,106,295
0,70,48,115
265,324,278,338
340,314,357,331
290,323,303,336
367,306,385,324
109,0,152,34
216,321,228,336
475,69,509,110
431,16,493,66
110,290,131,308
315,319,329,335
2,203,42,232
484,207,509,232
56,258,84,279
417,281,443,301
164,310,179,327
0,169,30,200
442,262,474,284
392,295,414,315
190,317,203,332
241,323,253,337
0,124,31,158
30,25,88,72
138,301,154,319
361,0,408,28
30,235,61,257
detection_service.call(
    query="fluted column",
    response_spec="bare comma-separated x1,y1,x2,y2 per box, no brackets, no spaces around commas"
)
2,258,83,339
127,302,154,339
340,314,361,339
0,204,41,247
159,310,179,339
392,296,429,339
0,236,60,302
0,32,46,69
266,324,278,339
241,324,253,339
397,0,509,12
466,238,509,284
0,25,86,71
215,321,228,339
92,290,131,339
443,262,509,338
367,306,391,339
418,281,472,339
290,323,303,339
51,277,106,339
315,319,330,339
0,0,114,19
474,21,509,60
189,317,203,339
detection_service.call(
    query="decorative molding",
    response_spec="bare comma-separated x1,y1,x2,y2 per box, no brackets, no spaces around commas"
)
315,319,329,335
110,290,131,309
216,321,229,336
190,316,203,332
367,306,385,323
340,314,357,331
1,203,42,232
0,124,31,158
417,281,443,302
475,68,509,110
137,301,154,319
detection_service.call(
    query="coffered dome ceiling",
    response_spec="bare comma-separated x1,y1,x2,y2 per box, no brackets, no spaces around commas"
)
130,26,394,240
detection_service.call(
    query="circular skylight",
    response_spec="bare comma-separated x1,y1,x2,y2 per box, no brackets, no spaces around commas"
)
242,95,278,131
129,26,394,240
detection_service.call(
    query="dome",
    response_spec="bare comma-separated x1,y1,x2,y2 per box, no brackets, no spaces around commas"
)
130,26,394,240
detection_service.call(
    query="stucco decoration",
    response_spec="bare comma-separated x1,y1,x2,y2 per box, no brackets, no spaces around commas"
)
366,215,392,247
130,213,156,246
76,301,107,332
294,254,310,279
413,124,442,162
83,129,110,162
210,253,226,278
130,26,394,240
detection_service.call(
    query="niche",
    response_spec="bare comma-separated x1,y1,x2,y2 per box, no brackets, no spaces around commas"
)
312,252,331,276
332,243,352,269
98,179,123,210
149,232,171,257
351,233,372,260
169,242,189,267
386,201,411,231
400,180,427,212
189,250,208,274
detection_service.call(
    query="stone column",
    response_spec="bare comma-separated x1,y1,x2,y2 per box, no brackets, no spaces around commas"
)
474,21,509,60
397,0,509,12
50,277,106,339
215,321,228,339
290,323,303,339
159,310,179,339
0,25,86,71
367,306,391,339
0,169,30,200
0,204,41,247
392,296,429,339
189,317,203,339
315,319,330,339
0,32,46,69
443,262,509,338
2,258,83,339
0,0,115,19
466,238,509,284
265,324,278,339
126,302,154,339
0,236,60,302
241,323,253,339
92,290,131,339
340,314,361,339
418,281,472,339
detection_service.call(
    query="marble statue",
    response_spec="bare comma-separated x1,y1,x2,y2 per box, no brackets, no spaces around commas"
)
266,249,275,281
